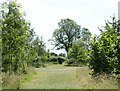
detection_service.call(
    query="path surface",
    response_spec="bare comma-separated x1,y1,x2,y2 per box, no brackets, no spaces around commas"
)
20,65,82,89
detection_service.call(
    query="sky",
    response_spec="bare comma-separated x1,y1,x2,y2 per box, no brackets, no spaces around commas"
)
0,0,120,55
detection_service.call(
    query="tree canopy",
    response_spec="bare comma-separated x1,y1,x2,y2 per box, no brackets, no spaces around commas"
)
49,18,91,54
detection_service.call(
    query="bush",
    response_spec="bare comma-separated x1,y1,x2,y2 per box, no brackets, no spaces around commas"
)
50,56,66,64
57,57,66,64
66,58,74,65
68,41,89,65
50,56,58,62
89,17,120,75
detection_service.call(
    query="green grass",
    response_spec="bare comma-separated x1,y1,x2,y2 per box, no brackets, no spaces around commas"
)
2,64,118,89
76,67,118,89
20,65,79,89
2,66,37,89
20,64,118,89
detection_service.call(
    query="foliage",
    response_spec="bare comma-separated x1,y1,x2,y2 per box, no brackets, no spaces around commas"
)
2,66,37,89
65,58,74,65
50,52,57,56
89,17,120,75
32,36,46,57
1,0,46,75
1,0,32,74
50,56,66,64
81,28,91,51
59,53,66,57
57,56,66,64
49,18,81,53
68,41,89,65
49,18,91,54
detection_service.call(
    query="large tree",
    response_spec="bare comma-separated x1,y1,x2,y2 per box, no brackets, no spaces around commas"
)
49,18,81,54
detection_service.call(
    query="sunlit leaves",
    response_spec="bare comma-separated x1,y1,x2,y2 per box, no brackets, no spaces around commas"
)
1,0,36,74
50,18,81,53
89,17,119,75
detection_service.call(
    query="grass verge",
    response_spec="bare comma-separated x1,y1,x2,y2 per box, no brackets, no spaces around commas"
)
75,66,118,89
2,66,37,89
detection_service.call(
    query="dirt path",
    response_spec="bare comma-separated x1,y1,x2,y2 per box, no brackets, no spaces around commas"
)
20,65,81,89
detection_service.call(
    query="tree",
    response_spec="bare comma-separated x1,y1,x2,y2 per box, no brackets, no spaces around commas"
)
89,17,120,75
81,28,91,50
81,28,91,42
31,36,46,67
32,36,46,57
1,0,35,74
49,18,81,54
68,41,79,64
68,41,88,65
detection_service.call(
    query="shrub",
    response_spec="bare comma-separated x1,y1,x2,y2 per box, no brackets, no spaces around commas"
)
66,58,74,65
50,56,58,64
50,56,66,64
57,57,66,64
89,17,120,75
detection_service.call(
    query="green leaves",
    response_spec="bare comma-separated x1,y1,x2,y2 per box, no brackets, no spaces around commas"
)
1,0,36,74
89,17,120,75
68,41,88,65
50,18,81,53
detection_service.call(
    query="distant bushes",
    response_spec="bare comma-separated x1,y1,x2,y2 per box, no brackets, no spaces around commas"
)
57,57,66,64
50,56,66,64
32,55,67,66
32,56,47,68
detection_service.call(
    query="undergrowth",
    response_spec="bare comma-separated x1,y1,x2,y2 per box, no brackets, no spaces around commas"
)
2,62,53,89
76,67,119,89
2,66,36,89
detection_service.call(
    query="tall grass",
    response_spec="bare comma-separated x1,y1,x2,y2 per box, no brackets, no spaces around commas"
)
2,73,20,89
2,62,53,89
2,64,119,89
2,66,37,89
76,66,118,89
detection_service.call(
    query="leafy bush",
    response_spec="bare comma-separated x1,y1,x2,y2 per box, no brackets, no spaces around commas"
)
66,58,74,65
57,57,66,64
68,41,89,65
50,56,66,64
89,17,120,75
50,56,58,62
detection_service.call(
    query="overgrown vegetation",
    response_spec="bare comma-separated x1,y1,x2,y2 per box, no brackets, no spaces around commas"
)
89,17,120,75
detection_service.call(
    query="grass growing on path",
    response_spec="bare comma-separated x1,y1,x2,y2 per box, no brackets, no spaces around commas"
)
20,65,80,89
20,64,118,89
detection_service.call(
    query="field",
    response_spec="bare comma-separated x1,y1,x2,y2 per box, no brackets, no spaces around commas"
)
19,64,118,89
